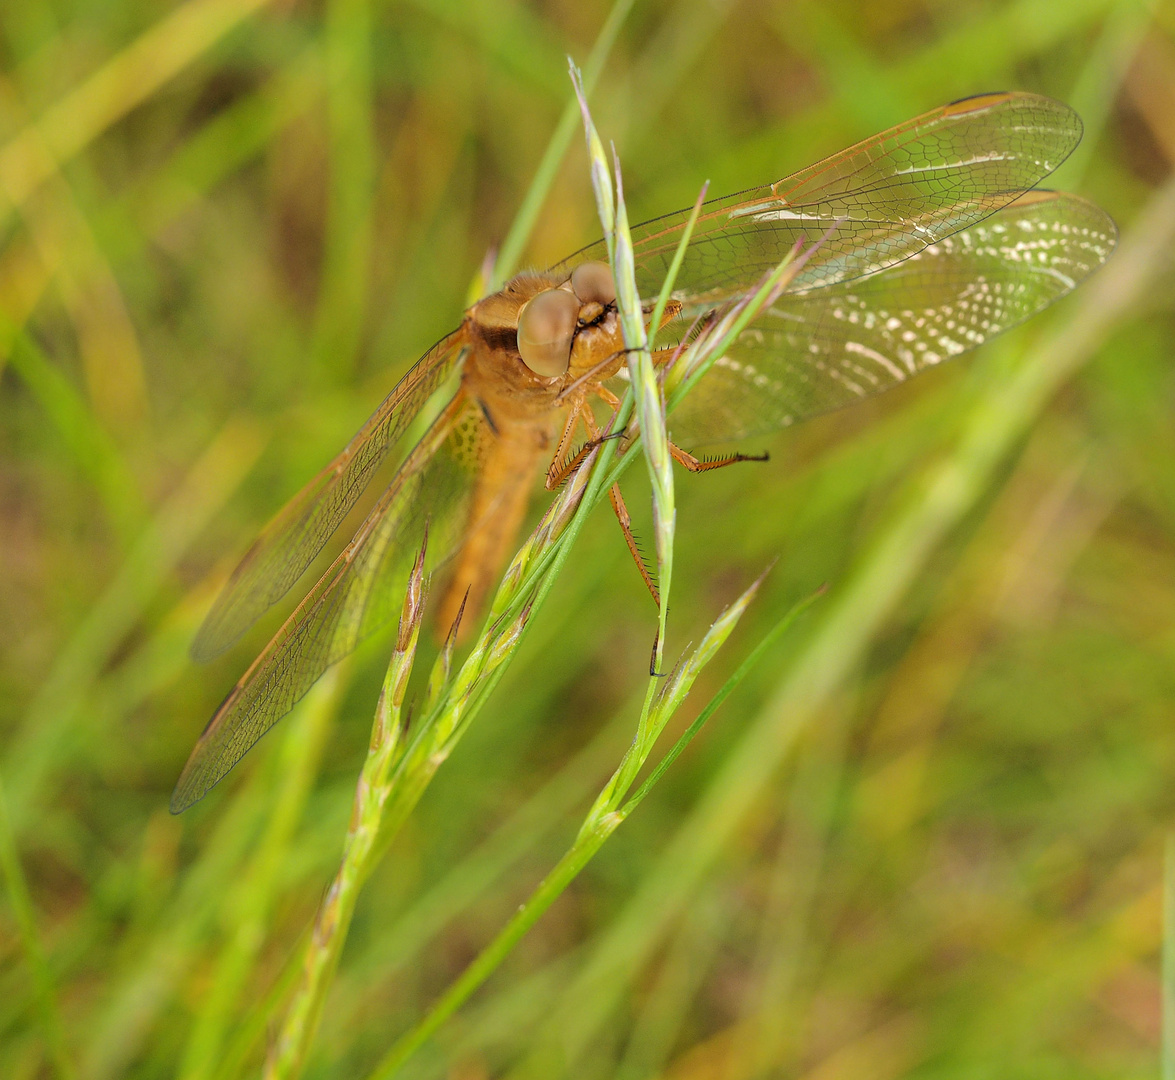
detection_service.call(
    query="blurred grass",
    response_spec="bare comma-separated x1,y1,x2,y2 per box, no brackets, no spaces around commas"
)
3,0,1175,1078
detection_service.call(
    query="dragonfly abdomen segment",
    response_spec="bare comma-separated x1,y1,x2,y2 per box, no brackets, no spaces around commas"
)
437,417,552,636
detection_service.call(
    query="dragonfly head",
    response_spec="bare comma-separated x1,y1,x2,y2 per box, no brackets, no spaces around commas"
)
514,261,618,380
469,264,623,391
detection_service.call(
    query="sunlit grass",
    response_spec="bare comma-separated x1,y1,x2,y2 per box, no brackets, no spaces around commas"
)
3,1,1175,1078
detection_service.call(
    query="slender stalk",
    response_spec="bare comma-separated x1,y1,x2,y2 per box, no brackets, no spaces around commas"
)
1165,833,1175,1080
620,582,825,814
368,575,816,1079
616,163,676,673
490,0,636,288
572,64,675,671
264,538,428,1077
371,818,621,1078
0,768,75,1080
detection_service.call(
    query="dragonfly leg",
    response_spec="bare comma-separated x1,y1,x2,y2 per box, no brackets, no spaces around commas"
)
595,384,622,410
649,345,681,368
546,397,628,488
545,398,658,604
545,396,587,490
609,481,659,606
578,404,659,607
546,439,599,489
669,441,769,472
545,397,615,486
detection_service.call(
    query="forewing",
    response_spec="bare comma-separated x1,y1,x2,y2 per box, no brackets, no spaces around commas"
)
191,328,469,661
669,192,1117,445
171,394,489,812
552,93,1082,308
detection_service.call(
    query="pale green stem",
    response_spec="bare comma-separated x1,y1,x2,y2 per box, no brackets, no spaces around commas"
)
367,575,805,1079
1165,832,1175,1080
264,544,426,1079
571,64,675,671
613,162,675,673
491,0,636,288
0,768,75,1080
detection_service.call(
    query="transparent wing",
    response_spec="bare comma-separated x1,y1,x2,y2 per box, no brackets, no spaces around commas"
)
171,394,489,812
668,192,1117,446
191,327,469,661
552,92,1083,307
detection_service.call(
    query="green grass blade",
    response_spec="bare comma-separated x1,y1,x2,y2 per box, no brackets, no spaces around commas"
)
0,768,75,1080
490,0,636,288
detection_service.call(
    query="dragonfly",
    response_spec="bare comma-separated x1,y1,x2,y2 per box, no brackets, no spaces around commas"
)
171,91,1116,812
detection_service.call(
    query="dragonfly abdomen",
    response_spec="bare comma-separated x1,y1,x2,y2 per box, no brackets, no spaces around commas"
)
437,415,551,637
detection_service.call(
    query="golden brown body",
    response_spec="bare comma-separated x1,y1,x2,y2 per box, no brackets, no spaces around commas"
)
437,270,629,631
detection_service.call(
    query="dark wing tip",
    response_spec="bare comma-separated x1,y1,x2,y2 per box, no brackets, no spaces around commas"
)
945,90,1015,110
944,89,1073,117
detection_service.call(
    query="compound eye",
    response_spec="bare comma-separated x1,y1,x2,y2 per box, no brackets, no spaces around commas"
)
517,289,579,377
570,260,616,306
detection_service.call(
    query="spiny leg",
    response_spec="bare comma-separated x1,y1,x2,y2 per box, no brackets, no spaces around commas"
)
546,396,627,489
579,402,659,608
541,392,661,607
669,441,769,473
546,438,601,489
609,481,659,607
545,395,587,491
649,344,683,370
650,303,712,381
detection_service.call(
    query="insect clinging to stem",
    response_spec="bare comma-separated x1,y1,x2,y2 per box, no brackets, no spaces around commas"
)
171,91,1116,813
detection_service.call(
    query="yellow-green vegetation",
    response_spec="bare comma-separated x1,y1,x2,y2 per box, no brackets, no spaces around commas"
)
3,1,1175,1078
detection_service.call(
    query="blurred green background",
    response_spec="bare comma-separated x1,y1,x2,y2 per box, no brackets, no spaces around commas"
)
3,0,1175,1076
